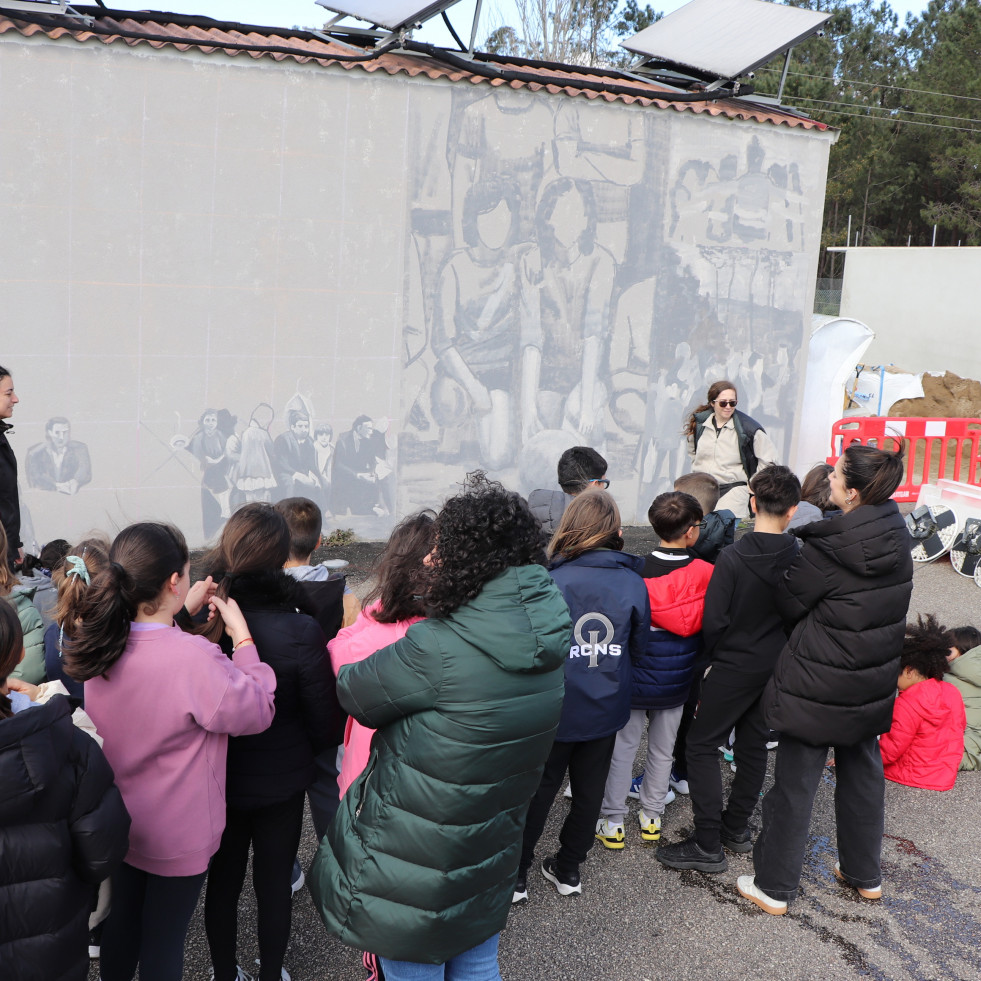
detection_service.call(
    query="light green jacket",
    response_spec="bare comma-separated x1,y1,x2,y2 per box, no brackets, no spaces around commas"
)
947,645,981,770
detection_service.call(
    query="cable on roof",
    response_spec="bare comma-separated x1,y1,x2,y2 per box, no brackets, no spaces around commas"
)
402,40,752,104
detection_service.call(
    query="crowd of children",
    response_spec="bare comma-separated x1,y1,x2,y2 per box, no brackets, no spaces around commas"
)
1,428,980,977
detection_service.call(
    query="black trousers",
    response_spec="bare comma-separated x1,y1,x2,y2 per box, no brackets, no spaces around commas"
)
307,746,341,841
205,792,305,981
671,670,704,779
686,668,769,850
99,862,207,981
518,734,617,878
753,734,884,903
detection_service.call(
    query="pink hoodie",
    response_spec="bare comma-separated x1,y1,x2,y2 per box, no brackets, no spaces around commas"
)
328,604,423,798
84,625,277,876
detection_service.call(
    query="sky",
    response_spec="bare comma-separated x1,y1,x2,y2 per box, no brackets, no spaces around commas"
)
94,0,935,49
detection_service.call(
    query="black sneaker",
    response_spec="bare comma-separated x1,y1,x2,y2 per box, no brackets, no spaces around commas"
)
655,836,728,873
541,856,581,896
720,826,753,853
512,873,528,904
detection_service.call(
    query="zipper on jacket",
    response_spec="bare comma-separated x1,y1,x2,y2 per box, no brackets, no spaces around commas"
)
355,758,377,819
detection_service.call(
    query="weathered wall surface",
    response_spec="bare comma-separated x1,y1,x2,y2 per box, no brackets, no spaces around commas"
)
0,35,832,547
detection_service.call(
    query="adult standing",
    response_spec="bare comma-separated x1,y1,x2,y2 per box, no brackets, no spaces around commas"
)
685,379,778,518
737,446,913,914
309,473,571,979
0,366,21,569
331,415,381,516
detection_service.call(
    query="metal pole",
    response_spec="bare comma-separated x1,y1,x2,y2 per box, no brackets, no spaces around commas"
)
846,215,852,248
468,0,485,54
932,224,937,246
778,48,793,101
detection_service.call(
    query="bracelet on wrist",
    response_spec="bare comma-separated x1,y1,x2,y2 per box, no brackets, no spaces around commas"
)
233,636,255,651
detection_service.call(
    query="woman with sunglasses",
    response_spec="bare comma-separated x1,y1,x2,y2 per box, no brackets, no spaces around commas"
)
684,380,779,518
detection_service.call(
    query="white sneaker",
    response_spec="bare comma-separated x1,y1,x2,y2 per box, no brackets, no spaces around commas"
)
290,865,305,896
595,818,626,850
638,809,662,842
664,788,676,806
736,875,787,915
254,961,289,981
210,967,254,981
669,773,690,795
562,783,572,798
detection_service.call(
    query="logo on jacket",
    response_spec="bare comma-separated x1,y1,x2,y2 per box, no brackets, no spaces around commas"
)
570,612,622,667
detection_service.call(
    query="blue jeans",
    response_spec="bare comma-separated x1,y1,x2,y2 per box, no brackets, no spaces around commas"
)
379,933,502,981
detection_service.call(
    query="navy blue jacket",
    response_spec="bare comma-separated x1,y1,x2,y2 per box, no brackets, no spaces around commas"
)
548,549,650,742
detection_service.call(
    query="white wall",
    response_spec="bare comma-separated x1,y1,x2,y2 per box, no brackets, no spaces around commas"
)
838,247,981,379
0,32,833,547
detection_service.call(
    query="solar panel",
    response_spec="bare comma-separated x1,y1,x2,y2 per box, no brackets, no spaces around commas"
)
315,0,464,32
620,0,831,82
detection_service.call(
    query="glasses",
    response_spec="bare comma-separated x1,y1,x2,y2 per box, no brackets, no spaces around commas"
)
712,399,738,408
589,478,611,489
690,520,707,531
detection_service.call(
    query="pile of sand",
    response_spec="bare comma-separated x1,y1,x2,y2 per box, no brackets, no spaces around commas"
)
890,371,981,418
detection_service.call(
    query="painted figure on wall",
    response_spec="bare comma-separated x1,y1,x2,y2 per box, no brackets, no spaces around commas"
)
186,408,236,539
227,403,277,504
273,409,324,504
332,415,391,517
25,417,91,495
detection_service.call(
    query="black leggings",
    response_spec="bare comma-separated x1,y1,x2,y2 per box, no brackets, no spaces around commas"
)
99,862,207,981
205,792,305,981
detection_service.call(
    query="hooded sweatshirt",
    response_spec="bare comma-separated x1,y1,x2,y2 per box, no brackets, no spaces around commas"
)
946,645,981,770
764,501,914,747
328,602,424,797
701,531,800,684
879,677,966,791
309,564,570,965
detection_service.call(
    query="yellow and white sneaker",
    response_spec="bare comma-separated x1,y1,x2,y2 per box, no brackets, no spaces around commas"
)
638,809,662,842
595,818,625,849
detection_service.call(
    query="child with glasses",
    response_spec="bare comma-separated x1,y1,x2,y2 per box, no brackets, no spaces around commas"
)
595,491,713,850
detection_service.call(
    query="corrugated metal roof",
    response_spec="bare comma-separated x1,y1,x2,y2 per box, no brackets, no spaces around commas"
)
0,8,830,132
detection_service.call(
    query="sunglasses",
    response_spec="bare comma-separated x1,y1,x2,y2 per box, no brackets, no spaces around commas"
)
713,399,738,408
589,478,611,489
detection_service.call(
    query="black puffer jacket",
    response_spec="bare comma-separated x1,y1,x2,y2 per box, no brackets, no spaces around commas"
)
221,571,344,809
0,696,130,981
763,501,913,746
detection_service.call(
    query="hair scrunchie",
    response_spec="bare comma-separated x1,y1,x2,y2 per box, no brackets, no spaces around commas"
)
64,554,90,586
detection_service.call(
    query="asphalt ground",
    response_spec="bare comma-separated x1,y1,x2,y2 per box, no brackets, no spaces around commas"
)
89,528,981,981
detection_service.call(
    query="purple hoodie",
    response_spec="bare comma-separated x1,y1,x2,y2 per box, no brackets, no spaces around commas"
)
84,624,276,876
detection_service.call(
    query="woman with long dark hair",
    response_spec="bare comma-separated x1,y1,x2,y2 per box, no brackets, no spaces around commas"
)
685,379,779,518
201,503,342,981
738,445,913,914
65,522,276,981
309,473,571,981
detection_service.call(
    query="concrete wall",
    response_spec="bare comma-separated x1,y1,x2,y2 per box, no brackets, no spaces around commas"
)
0,33,833,547
839,247,981,380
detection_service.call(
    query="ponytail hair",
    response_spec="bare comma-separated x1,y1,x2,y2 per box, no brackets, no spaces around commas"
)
684,379,737,437
0,523,17,596
52,536,111,644
840,444,905,507
197,503,292,645
0,598,25,720
548,489,622,561
65,523,189,682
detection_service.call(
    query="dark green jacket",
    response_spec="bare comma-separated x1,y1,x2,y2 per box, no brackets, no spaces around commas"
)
309,564,570,964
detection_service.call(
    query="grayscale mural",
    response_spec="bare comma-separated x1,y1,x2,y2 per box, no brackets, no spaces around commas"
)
399,89,823,520
2,34,831,547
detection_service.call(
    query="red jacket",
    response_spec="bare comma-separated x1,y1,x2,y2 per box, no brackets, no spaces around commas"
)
879,678,966,791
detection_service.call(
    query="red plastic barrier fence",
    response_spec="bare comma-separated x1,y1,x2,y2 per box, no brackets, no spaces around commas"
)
827,417,981,502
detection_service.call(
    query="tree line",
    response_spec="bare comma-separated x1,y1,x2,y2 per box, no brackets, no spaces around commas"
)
484,0,981,276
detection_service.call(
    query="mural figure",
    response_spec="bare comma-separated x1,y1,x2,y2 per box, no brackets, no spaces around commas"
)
432,178,534,468
313,423,334,516
332,415,390,517
273,409,324,504
523,178,615,443
25,417,91,495
185,408,236,539
227,403,277,504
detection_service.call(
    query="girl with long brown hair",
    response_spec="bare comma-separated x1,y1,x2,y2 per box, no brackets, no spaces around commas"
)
200,503,341,981
517,489,650,901
66,521,276,981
